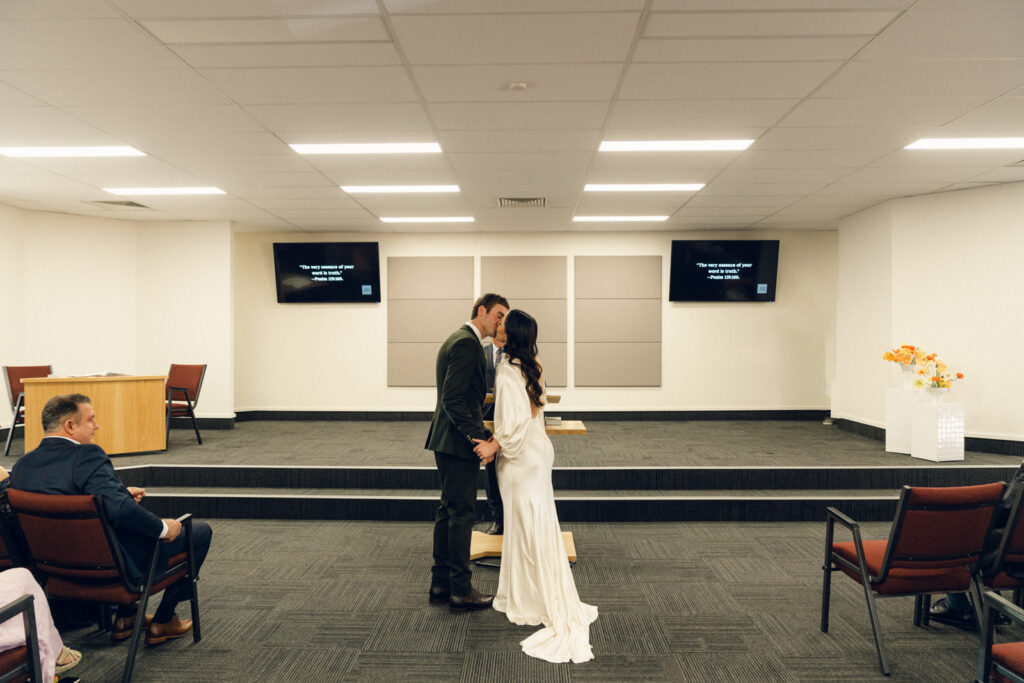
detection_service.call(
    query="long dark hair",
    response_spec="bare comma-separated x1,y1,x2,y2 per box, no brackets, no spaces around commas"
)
503,309,545,409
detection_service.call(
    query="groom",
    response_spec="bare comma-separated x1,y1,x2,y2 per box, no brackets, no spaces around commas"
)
425,293,508,613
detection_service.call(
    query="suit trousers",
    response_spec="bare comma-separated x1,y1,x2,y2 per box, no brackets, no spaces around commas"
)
432,450,479,596
157,519,213,607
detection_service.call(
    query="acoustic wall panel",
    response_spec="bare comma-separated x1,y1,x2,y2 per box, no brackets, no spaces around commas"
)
575,255,662,387
388,256,473,387
482,256,567,387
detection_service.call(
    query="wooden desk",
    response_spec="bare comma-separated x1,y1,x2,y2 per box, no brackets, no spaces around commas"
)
484,419,586,435
24,376,167,455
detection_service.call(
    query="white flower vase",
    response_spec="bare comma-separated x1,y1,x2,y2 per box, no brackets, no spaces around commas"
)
900,363,916,389
926,386,950,403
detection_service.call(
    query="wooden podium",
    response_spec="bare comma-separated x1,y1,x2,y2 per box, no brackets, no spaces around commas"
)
23,376,167,455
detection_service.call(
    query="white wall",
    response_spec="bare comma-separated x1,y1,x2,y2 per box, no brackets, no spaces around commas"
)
234,229,837,411
832,181,1024,440
0,203,234,428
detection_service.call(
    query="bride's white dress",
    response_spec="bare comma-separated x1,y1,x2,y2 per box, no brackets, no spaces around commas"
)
491,357,598,663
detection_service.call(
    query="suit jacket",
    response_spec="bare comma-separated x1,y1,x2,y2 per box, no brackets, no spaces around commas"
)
10,436,164,582
482,343,497,421
425,324,492,460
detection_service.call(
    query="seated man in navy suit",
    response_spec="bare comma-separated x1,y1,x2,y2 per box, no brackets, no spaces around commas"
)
10,393,213,645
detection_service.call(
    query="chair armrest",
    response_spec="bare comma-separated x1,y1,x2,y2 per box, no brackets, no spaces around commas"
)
826,506,860,531
0,593,33,624
985,591,1024,629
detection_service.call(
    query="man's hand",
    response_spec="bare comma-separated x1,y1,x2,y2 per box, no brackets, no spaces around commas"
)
127,486,146,503
472,437,500,462
162,518,182,542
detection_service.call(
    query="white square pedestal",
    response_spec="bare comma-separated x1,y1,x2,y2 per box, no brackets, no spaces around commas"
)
910,402,964,462
885,388,917,454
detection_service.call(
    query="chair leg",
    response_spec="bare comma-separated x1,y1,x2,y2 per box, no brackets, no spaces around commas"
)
861,586,891,675
122,595,150,683
188,403,202,445
2,421,14,458
184,518,201,642
821,518,835,633
165,397,172,448
3,399,21,457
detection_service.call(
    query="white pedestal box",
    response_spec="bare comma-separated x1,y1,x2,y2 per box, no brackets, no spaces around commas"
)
910,402,965,462
885,388,916,454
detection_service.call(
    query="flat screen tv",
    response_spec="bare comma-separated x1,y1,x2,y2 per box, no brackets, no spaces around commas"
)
272,242,381,303
669,240,779,302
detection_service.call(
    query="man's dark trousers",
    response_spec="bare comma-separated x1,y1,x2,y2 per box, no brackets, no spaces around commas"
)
432,451,479,596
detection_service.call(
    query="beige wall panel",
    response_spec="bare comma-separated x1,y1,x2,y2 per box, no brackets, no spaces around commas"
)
511,298,567,343
575,255,661,299
388,299,473,343
575,299,661,343
388,342,439,387
537,342,567,388
482,256,567,299
388,256,473,299
575,342,662,387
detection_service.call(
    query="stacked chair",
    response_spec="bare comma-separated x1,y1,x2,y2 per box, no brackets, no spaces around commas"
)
2,365,52,458
977,591,1024,682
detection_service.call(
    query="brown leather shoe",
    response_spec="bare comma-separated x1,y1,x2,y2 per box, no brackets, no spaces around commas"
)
111,613,154,641
449,588,494,614
429,585,451,604
145,616,193,645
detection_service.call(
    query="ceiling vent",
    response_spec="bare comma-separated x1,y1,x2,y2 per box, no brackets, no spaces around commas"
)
497,197,546,208
84,200,151,210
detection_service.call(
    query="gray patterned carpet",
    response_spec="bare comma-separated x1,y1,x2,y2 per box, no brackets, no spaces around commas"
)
59,518,998,682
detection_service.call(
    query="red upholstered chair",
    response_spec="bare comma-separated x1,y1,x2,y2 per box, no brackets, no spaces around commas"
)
971,485,1024,615
2,366,52,458
821,482,1005,675
0,593,43,683
977,591,1024,683
166,364,206,446
5,489,201,683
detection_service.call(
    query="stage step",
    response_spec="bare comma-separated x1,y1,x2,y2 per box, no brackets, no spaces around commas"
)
119,463,1018,523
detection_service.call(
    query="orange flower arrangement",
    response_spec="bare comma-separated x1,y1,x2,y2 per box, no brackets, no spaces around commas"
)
883,344,964,389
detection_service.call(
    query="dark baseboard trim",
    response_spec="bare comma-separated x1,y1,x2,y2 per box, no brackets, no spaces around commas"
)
169,417,234,430
234,409,829,422
834,418,1024,457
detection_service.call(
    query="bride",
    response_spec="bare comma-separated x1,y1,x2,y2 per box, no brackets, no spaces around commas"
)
481,309,598,663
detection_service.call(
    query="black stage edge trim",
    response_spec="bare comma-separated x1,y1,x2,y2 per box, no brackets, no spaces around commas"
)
233,409,829,422
117,464,1019,492
835,418,1024,457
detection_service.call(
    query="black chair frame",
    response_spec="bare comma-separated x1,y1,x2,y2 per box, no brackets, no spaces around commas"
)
0,594,43,683
977,591,1024,683
6,491,200,683
2,393,24,460
166,366,205,446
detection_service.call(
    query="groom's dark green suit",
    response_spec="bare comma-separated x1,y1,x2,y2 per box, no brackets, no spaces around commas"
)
425,323,492,596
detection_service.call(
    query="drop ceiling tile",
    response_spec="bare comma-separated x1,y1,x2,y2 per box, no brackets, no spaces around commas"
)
0,175,98,191
634,37,869,62
428,102,609,130
301,155,449,176
644,10,898,37
213,172,337,189
324,170,459,187
201,66,418,104
141,17,388,44
0,107,121,143
731,150,885,168
963,167,1024,183
0,19,178,69
71,169,210,188
247,198,363,211
0,157,48,174
700,182,828,196
120,131,291,157
0,81,47,106
754,126,927,150
64,105,265,134
856,7,1024,59
607,99,796,129
575,194,690,214
930,97,1024,136
1,0,121,19
841,165,996,183
247,103,432,136
584,166,720,184
390,13,639,65
685,194,802,209
448,152,591,172
457,171,585,198
171,42,400,68
714,167,850,184
589,151,741,173
437,129,600,153
0,69,231,106
412,64,623,102
264,208,376,220
230,186,350,201
652,0,912,8
814,181,947,195
113,0,379,18
162,154,316,177
619,61,842,100
816,59,1024,98
871,149,1024,167
346,195,470,214
778,97,990,127
384,0,643,12
11,155,193,177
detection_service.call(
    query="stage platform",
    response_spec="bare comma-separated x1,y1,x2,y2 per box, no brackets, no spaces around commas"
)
7,420,1020,522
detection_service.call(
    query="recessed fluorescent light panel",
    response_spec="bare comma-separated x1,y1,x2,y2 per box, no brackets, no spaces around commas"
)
0,146,145,158
379,216,474,223
573,216,669,222
341,185,459,193
584,183,704,192
599,140,753,152
290,143,441,154
904,138,1024,150
103,187,225,196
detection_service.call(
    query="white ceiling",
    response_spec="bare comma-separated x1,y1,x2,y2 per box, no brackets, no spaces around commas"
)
0,0,1022,232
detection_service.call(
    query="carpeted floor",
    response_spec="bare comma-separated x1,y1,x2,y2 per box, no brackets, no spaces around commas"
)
58,518,998,682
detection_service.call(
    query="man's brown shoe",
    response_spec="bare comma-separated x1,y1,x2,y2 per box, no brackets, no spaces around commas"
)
449,588,493,614
145,616,193,645
429,585,451,604
111,614,154,641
